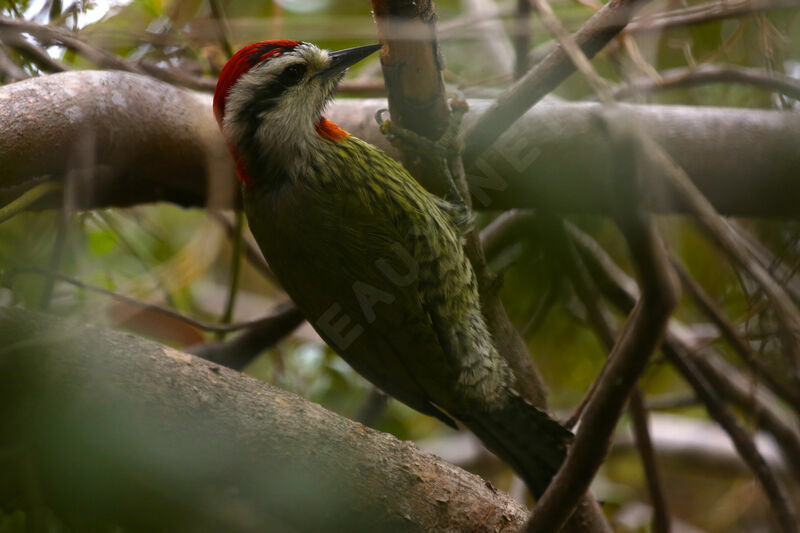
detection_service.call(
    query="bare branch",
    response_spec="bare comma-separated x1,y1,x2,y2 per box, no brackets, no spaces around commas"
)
0,30,68,73
188,301,306,369
524,112,678,533
463,0,649,164
0,44,27,82
663,342,799,532
513,0,532,79
0,306,531,532
0,16,147,74
0,16,218,91
569,224,800,477
628,392,672,533
672,258,800,412
5,267,284,334
5,72,800,217
612,64,800,101
568,224,800,530
530,0,614,103
628,0,800,33
546,214,672,533
640,131,800,391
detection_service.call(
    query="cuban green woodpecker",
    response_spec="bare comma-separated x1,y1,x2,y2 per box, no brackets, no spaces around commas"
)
213,40,571,496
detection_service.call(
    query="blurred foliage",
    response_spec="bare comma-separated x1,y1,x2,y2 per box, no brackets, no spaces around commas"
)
1,0,800,531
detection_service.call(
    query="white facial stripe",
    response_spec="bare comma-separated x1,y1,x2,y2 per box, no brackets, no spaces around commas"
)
293,42,330,73
221,41,342,179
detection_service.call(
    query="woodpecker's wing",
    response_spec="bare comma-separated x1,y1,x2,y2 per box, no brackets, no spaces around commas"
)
245,175,461,428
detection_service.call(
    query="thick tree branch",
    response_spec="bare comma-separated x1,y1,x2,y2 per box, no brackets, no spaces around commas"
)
3,71,800,216
0,306,531,532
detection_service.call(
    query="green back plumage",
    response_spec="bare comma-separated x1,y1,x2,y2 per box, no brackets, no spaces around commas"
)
244,134,571,496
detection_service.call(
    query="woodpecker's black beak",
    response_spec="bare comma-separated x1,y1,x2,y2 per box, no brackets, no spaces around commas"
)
320,44,382,79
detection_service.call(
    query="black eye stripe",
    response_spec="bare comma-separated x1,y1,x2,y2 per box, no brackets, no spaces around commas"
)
277,63,306,88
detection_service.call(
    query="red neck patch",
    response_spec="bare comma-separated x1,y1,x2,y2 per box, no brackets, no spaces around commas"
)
228,145,253,187
315,118,349,142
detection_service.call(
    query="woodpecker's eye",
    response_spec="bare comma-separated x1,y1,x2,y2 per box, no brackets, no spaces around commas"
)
277,64,306,87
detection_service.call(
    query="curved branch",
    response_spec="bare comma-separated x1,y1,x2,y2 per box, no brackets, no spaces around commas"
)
3,71,800,216
0,306,529,532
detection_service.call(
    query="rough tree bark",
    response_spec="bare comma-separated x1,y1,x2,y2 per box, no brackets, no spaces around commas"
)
0,306,531,532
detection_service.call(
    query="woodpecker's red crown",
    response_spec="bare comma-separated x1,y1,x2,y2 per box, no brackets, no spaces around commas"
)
213,39,301,126
213,40,381,186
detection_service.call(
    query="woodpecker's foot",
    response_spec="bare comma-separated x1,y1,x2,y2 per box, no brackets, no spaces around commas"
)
375,105,471,211
374,108,454,158
441,92,469,149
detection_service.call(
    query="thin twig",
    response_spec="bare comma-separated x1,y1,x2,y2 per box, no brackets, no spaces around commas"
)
645,393,699,410
530,0,614,103
38,205,68,310
0,16,147,74
513,0,532,80
663,344,799,533
520,284,558,336
463,0,648,164
612,64,800,101
628,0,800,33
208,0,235,58
336,79,386,95
629,391,671,533
138,60,217,91
640,132,800,389
0,44,26,81
462,0,515,77
570,224,800,467
211,212,277,283
0,30,68,73
690,348,800,478
0,181,60,225
355,387,390,428
217,210,244,340
5,267,277,334
728,219,800,304
547,215,671,533
188,301,305,370
569,224,800,528
0,16,217,91
672,257,800,412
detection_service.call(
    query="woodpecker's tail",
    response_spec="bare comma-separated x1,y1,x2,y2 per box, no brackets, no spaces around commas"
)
461,393,573,498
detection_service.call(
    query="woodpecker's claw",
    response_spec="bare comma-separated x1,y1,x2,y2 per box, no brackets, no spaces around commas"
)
448,88,468,110
374,108,390,127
